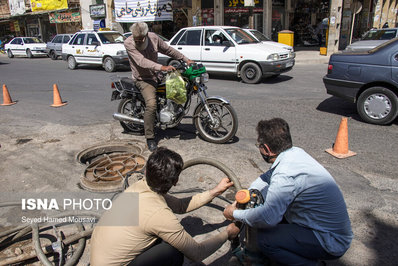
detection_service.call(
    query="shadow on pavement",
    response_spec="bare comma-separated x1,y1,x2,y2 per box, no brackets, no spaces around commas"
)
260,74,293,84
180,216,230,237
155,121,240,145
316,96,360,121
209,72,293,84
317,96,398,125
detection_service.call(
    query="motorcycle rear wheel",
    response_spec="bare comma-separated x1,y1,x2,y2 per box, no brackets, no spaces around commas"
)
194,99,238,144
118,98,145,135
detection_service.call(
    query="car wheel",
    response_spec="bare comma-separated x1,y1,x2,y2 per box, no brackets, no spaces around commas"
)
50,50,58,60
26,49,33,58
7,49,14,58
357,86,398,125
103,57,116,72
67,56,78,70
169,60,182,69
241,62,262,84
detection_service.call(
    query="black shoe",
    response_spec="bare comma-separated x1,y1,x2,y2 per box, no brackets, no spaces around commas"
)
147,139,157,152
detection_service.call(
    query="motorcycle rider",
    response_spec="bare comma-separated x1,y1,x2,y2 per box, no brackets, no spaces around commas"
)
124,22,194,151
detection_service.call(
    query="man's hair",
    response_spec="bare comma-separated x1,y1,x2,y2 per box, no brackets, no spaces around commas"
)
146,147,183,194
130,22,148,37
256,118,293,154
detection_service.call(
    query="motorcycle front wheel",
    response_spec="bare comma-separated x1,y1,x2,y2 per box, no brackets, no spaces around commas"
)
117,98,145,134
194,99,238,144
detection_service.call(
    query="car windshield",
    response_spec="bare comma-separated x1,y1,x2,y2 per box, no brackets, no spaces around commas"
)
23,37,43,44
362,29,397,40
224,28,259,44
250,30,271,41
97,32,125,44
367,38,398,53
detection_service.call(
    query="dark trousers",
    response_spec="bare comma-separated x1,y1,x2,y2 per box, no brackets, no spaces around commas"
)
127,240,184,266
257,224,340,266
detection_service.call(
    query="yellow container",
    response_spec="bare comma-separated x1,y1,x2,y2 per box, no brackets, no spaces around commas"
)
278,30,294,47
320,47,327,56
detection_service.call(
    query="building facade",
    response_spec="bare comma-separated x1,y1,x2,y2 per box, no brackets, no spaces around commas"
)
0,0,397,53
0,0,81,43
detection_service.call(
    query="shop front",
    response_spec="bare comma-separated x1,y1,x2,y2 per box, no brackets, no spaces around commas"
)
224,0,263,32
49,10,81,35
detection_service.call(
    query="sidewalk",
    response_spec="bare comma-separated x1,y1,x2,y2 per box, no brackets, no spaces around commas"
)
294,49,331,65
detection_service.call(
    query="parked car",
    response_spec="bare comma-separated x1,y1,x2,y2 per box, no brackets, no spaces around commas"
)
158,26,295,84
46,34,72,60
5,37,47,58
242,28,294,52
344,28,398,52
123,32,169,41
62,29,128,72
323,38,398,125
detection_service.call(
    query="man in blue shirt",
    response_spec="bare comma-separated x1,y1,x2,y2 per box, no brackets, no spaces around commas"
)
224,118,353,265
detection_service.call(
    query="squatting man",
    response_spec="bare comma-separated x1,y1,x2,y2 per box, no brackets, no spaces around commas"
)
223,118,353,265
124,22,194,152
90,147,240,265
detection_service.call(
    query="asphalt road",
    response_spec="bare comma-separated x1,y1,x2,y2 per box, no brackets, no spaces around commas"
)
0,56,397,265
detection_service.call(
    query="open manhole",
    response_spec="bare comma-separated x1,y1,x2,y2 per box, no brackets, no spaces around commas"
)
76,141,147,192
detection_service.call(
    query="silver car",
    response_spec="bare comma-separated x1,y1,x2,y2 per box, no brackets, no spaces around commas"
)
46,34,73,60
344,28,398,52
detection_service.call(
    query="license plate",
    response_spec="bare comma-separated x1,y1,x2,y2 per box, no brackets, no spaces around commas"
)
286,62,293,68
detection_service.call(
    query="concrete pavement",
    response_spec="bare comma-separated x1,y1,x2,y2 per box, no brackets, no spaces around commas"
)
294,49,331,65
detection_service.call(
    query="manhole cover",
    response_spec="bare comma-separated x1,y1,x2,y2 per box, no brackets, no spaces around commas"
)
77,141,147,192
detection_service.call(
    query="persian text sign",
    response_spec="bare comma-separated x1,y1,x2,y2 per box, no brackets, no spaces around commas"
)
49,11,81,23
9,0,26,16
30,0,68,12
115,0,173,22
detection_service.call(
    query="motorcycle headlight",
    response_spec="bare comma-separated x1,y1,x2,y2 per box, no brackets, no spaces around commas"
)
201,73,209,83
117,50,127,56
267,53,280,61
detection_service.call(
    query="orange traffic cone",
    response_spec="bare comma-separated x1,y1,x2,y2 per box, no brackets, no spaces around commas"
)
326,117,356,159
1,84,17,106
50,84,67,107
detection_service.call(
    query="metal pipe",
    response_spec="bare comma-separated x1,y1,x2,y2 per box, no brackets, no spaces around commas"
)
113,113,144,124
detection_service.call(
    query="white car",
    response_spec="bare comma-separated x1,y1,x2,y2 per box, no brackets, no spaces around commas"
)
158,26,295,83
62,29,129,72
243,28,294,53
5,37,47,58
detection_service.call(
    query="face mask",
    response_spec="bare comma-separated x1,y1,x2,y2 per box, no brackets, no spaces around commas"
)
261,153,273,163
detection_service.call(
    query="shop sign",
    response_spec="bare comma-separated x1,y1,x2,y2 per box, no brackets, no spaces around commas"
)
114,0,173,22
49,12,81,23
14,21,20,32
90,4,106,19
30,0,68,12
225,8,263,13
9,0,26,16
225,0,262,8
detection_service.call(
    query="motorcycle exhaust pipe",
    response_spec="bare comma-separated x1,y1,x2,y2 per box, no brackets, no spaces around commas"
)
113,113,144,125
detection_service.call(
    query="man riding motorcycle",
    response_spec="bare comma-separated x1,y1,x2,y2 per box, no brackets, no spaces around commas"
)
124,22,194,151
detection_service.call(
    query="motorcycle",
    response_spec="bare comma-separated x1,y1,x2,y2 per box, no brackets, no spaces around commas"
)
110,61,238,144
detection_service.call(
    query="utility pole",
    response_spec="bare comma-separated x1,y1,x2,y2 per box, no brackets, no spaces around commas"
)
245,0,255,29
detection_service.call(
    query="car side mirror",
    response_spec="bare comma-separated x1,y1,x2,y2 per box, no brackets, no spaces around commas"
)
91,41,100,46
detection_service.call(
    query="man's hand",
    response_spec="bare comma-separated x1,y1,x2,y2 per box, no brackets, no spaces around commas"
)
186,59,195,66
210,177,234,197
226,223,240,240
161,65,176,72
223,201,237,221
